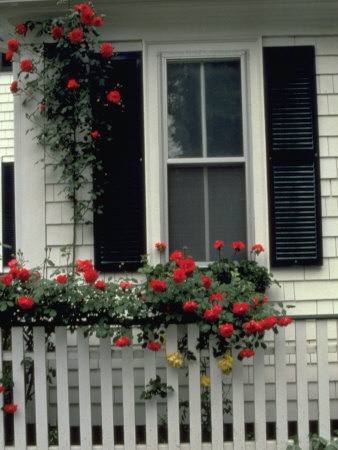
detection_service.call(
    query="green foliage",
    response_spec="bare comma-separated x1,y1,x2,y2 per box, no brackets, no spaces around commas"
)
140,375,174,400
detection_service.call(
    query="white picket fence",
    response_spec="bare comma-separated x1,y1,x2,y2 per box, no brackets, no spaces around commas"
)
0,319,337,449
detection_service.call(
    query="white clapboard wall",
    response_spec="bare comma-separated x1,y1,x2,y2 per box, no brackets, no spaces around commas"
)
0,319,337,449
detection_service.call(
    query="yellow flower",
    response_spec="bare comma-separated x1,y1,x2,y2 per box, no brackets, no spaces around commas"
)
200,375,210,387
166,351,183,368
218,349,235,375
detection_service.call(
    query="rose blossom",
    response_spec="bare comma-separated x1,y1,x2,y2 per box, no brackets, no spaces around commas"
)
177,258,195,274
115,336,130,347
40,104,46,110
155,242,166,252
262,315,277,330
56,274,67,284
18,296,34,310
17,268,30,281
233,302,250,315
10,81,19,94
69,29,83,43
1,274,12,286
8,259,19,268
201,276,212,289
7,39,19,52
67,79,79,89
243,320,258,334
6,50,13,61
150,280,167,292
20,59,32,72
169,250,185,262
232,241,245,251
93,17,103,27
95,280,106,290
278,316,292,327
147,341,161,351
84,269,98,284
15,24,27,35
100,43,113,58
251,244,264,254
239,349,255,358
210,293,224,302
183,301,197,312
214,240,224,250
107,90,121,103
219,323,234,338
76,259,93,273
52,26,63,39
91,130,99,138
4,404,17,414
204,304,222,321
173,268,186,284
120,282,132,290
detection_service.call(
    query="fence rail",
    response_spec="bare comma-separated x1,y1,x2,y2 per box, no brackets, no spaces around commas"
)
0,319,337,449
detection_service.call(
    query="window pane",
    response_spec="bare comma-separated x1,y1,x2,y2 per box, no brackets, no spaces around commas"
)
205,60,243,156
167,62,202,158
168,168,205,260
208,166,246,260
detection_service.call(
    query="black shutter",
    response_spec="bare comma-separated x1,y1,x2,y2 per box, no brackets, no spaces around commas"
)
93,52,145,271
264,46,322,266
2,162,16,265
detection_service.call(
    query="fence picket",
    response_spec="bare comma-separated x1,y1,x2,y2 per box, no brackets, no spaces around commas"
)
99,337,114,449
166,325,180,450
209,339,223,449
232,351,245,450
317,320,330,439
0,327,4,449
121,344,136,448
12,327,27,449
33,327,49,449
55,326,71,449
295,321,309,448
144,348,158,449
187,324,201,450
274,327,288,449
77,328,92,449
253,347,266,449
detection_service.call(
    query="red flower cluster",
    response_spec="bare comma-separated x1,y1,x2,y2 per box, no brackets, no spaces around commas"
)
93,17,103,27
251,244,264,254
173,268,186,284
239,349,255,358
20,59,32,72
155,242,166,252
84,269,98,284
67,79,79,89
204,304,222,321
107,90,121,103
18,296,34,310
252,296,268,308
4,404,17,414
69,29,83,43
95,280,106,290
91,130,99,138
17,268,30,282
177,258,195,274
80,4,95,25
233,302,250,315
1,274,12,286
7,39,19,52
170,250,185,262
52,26,63,39
147,341,161,351
183,301,197,312
232,241,245,251
56,274,67,284
114,337,130,347
10,81,18,93
210,293,224,303
201,276,212,289
15,24,27,35
100,43,113,58
150,280,167,292
243,320,259,334
278,316,292,327
120,282,132,290
214,240,224,250
219,323,234,338
76,259,92,273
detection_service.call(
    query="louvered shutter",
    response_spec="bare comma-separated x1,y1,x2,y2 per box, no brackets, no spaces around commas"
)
264,46,322,266
2,162,16,265
93,52,145,271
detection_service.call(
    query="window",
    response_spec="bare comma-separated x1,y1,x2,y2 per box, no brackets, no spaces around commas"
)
165,57,248,260
2,162,15,265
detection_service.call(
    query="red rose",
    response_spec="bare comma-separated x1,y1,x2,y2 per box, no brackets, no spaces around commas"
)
40,104,46,110
115,336,130,347
214,240,224,250
120,282,133,290
147,341,161,351
210,293,224,303
10,81,18,94
169,250,185,262
183,301,197,312
233,302,250,315
155,242,166,252
69,29,83,43
278,316,292,327
173,268,186,284
80,3,91,12
239,349,255,358
95,280,106,290
91,130,99,138
8,259,19,268
0,386,4,393
1,274,13,286
84,269,98,284
74,5,80,11
7,39,19,52
21,59,32,72
15,24,27,35
219,323,234,338
232,241,245,251
75,259,93,273
201,276,212,289
177,258,195,274
243,320,258,334
4,404,17,414
100,43,113,58
107,90,121,103
6,50,13,61
56,274,67,284
80,10,94,25
204,304,222,321
262,315,277,330
18,296,34,310
93,17,103,27
150,280,167,292
52,26,63,39
17,268,30,281
9,267,19,279
67,79,79,89
253,295,268,308
251,244,264,254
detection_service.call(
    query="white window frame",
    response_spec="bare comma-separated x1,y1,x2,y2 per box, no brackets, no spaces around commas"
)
144,40,269,266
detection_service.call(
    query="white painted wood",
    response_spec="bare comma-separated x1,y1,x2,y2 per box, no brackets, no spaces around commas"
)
187,324,202,450
121,344,136,448
274,328,288,449
33,327,48,449
11,327,27,449
317,320,330,439
253,347,266,449
144,347,158,449
232,351,245,450
77,328,92,449
209,340,223,449
295,321,309,448
0,327,4,449
166,325,180,450
99,337,114,449
55,327,71,449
